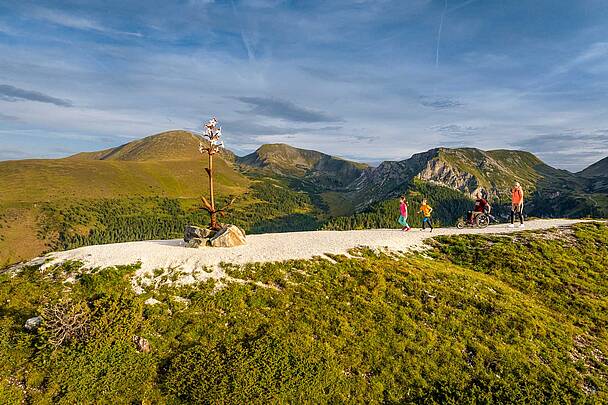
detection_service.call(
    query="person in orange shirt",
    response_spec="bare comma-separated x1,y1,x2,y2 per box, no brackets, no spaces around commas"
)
419,199,434,232
509,182,524,228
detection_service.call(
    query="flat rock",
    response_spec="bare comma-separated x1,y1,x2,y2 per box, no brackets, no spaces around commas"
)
210,224,247,248
186,238,209,248
184,225,215,242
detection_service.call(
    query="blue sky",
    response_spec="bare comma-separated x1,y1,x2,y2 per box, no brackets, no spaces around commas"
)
1,0,607,170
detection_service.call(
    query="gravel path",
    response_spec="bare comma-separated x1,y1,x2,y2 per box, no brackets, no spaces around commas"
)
38,220,588,280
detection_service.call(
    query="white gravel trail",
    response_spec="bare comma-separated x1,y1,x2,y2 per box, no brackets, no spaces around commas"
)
37,220,589,282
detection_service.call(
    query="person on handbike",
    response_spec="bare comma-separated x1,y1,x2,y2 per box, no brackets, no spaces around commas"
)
467,192,491,225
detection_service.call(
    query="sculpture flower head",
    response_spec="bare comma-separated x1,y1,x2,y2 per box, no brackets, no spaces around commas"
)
201,117,224,155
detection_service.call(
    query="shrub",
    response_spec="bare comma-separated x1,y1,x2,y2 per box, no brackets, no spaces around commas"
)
40,301,91,348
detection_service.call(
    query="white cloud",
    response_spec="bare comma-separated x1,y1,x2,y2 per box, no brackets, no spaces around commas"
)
553,41,608,75
31,8,143,37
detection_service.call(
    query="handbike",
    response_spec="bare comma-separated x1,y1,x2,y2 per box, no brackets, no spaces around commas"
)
456,212,490,229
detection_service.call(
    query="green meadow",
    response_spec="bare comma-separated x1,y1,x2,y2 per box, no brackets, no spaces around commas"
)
1,223,606,403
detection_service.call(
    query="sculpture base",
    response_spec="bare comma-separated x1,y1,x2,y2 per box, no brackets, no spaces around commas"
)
184,225,246,248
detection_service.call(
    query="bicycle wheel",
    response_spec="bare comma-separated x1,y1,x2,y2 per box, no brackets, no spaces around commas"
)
456,219,465,229
476,214,490,228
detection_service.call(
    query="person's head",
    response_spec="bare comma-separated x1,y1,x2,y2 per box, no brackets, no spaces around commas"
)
400,195,405,202
475,192,481,199
422,198,427,204
514,181,521,189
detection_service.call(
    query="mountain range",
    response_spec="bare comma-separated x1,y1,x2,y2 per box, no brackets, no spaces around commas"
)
238,140,606,218
1,130,606,265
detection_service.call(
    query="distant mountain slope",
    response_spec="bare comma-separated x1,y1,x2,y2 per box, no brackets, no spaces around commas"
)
237,143,368,189
579,156,608,177
579,156,608,193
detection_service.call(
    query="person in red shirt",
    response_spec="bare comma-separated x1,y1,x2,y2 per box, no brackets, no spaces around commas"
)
468,192,490,224
398,195,411,231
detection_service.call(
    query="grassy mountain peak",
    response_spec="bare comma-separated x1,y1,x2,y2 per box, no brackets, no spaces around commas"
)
69,130,236,162
241,143,366,169
238,143,368,189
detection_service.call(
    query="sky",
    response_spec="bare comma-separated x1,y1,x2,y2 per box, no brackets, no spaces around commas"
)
1,0,608,171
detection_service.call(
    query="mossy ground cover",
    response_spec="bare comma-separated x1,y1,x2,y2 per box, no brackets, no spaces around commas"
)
0,223,606,403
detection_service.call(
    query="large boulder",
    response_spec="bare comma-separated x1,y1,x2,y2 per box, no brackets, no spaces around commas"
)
184,225,215,242
209,225,246,247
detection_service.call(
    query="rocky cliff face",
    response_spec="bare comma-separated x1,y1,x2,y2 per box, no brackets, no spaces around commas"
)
416,158,481,196
346,147,547,211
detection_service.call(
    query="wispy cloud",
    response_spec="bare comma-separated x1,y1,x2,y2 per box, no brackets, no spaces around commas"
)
514,129,608,152
513,129,608,169
0,84,73,107
0,112,19,122
433,124,480,140
553,42,608,75
235,96,342,123
571,42,608,66
0,22,16,36
225,120,342,137
420,97,464,109
0,148,32,161
448,0,482,13
435,0,448,68
231,1,256,62
32,8,143,37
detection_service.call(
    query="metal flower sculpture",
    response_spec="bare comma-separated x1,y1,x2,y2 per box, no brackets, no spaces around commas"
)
199,117,235,230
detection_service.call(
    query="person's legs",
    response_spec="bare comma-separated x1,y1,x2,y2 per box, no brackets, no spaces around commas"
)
518,205,524,225
422,217,426,230
510,206,515,224
428,217,433,231
471,212,480,224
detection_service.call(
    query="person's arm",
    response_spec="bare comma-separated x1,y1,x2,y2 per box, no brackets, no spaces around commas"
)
518,189,524,207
